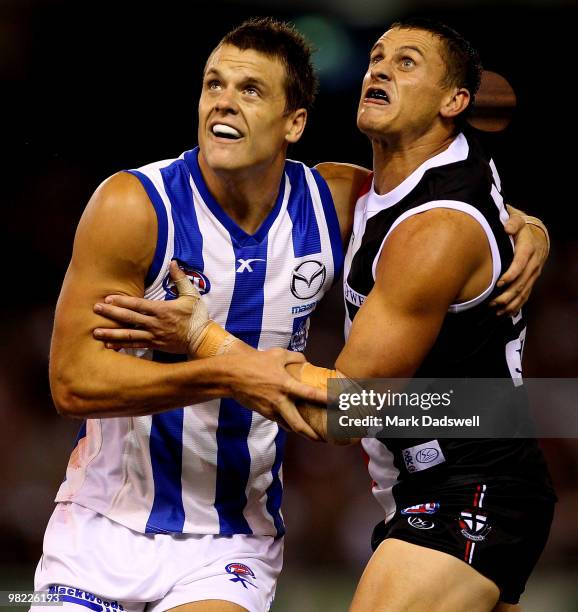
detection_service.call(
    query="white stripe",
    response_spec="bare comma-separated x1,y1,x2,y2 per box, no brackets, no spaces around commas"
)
369,200,501,313
479,484,486,508
303,164,336,282
468,541,476,564
361,438,399,523
180,400,221,532
107,415,155,531
243,416,280,535
257,174,294,350
343,191,370,340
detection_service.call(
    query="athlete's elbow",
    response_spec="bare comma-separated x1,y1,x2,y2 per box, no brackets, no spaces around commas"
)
51,376,91,418
49,363,104,418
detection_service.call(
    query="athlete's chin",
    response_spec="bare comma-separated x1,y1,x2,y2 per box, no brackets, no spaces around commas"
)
357,114,394,138
357,121,391,140
203,147,249,172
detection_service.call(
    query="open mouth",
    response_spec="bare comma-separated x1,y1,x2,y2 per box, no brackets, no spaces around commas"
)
211,124,243,140
365,87,390,104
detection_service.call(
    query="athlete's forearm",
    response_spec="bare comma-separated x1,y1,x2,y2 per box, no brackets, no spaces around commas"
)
49,347,235,418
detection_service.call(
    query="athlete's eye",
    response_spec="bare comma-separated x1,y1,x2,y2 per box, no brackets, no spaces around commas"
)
244,86,260,97
400,57,416,69
206,80,221,90
370,54,383,65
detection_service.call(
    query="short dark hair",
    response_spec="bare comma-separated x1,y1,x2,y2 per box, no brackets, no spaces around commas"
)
390,18,482,121
218,17,318,113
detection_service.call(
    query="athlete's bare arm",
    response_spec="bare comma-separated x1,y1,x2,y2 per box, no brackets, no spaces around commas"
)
49,172,324,438
335,208,491,377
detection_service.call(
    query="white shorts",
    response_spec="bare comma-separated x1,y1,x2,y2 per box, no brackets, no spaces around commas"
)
33,503,283,612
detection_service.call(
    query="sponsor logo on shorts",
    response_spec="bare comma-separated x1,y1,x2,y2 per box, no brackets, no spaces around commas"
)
401,502,440,515
163,262,211,297
291,260,326,299
459,510,492,542
402,440,445,473
48,585,124,611
407,516,435,530
225,563,258,589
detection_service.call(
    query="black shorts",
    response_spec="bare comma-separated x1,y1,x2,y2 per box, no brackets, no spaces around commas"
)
370,479,556,604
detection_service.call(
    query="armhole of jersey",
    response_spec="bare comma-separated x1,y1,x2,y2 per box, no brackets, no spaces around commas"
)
370,200,501,312
310,167,344,281
125,169,170,292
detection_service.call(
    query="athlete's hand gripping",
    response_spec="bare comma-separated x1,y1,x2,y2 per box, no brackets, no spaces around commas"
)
493,208,550,315
93,261,233,355
93,264,327,441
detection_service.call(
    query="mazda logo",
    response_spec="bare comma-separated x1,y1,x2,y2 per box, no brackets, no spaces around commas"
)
291,260,326,300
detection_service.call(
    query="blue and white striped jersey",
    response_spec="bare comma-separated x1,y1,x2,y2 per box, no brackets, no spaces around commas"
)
55,148,343,537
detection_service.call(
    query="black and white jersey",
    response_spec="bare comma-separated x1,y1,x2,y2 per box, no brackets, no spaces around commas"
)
343,132,553,518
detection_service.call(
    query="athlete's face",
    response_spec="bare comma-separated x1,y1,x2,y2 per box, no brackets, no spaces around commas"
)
198,44,306,173
357,28,459,140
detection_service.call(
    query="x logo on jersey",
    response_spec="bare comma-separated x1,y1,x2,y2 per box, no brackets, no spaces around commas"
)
236,258,265,273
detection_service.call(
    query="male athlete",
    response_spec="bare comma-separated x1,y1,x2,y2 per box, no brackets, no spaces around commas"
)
38,19,341,612
96,19,555,612
42,17,549,612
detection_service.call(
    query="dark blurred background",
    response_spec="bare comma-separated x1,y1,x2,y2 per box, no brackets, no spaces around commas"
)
1,0,577,609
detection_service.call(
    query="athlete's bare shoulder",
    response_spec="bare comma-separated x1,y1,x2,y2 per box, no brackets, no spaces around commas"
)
315,161,369,182
315,162,371,243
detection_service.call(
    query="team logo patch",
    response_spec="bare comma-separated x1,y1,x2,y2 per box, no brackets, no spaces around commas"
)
289,318,310,352
459,510,492,542
163,262,211,297
407,516,435,530
225,563,258,589
291,260,326,300
401,502,440,515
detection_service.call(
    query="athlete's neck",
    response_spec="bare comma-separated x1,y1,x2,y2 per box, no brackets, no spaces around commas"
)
371,127,457,195
198,152,286,235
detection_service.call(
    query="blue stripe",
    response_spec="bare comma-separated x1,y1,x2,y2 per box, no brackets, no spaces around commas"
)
214,238,268,534
160,160,204,270
184,148,285,246
311,168,344,279
264,428,286,538
285,162,322,257
126,170,169,287
144,158,207,535
145,408,185,533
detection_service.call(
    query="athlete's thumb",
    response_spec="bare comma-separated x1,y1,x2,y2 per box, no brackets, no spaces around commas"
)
169,260,200,300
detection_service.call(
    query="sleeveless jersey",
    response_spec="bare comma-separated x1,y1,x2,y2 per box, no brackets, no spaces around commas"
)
55,147,343,537
343,133,553,519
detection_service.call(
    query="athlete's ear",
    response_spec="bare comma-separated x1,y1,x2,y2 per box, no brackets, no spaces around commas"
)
440,87,470,120
285,108,307,144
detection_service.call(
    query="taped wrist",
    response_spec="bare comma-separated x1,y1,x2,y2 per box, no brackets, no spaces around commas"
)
299,362,344,392
190,321,239,358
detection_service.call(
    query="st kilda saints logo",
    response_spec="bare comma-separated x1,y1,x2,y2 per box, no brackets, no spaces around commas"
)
459,510,492,542
291,260,326,300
